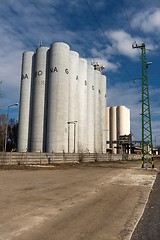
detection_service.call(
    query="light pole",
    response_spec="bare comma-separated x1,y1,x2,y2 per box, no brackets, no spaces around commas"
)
67,121,77,153
4,103,19,151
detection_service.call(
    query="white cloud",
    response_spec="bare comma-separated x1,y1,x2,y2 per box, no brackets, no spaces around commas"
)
132,8,160,33
105,29,141,59
104,28,158,60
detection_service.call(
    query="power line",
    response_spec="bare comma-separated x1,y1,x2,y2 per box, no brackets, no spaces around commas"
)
83,0,132,80
120,0,141,57
83,0,113,48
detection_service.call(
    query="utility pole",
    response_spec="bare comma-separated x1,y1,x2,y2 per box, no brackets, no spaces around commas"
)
132,42,154,169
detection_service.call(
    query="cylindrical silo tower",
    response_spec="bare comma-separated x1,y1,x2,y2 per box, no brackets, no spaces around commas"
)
68,50,79,153
94,70,101,153
110,106,117,154
106,107,110,150
78,58,87,152
117,106,128,137
87,63,95,153
126,107,131,135
100,74,107,153
46,42,70,153
117,106,131,153
30,46,49,152
18,51,34,152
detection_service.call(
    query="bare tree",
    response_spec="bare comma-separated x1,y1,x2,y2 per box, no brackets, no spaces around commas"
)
0,114,7,151
7,119,18,151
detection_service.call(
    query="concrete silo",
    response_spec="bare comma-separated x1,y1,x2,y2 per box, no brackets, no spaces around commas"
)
30,46,49,152
94,70,101,153
110,106,117,154
18,51,34,152
106,107,110,150
117,106,128,137
126,108,131,135
46,42,70,153
87,63,95,153
117,106,130,136
18,41,111,154
68,50,79,153
100,75,107,153
78,58,87,152
117,106,131,153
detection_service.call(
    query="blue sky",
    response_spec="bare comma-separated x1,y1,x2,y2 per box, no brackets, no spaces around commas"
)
0,0,160,144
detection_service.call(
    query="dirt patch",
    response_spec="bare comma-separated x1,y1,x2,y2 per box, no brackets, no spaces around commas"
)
0,161,157,240
0,159,143,171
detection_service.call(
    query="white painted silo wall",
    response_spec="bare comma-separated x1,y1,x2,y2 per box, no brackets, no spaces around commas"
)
117,106,126,137
78,58,87,152
18,51,34,152
126,108,131,135
68,51,79,153
94,70,101,153
30,47,49,152
117,106,130,137
87,64,95,153
46,42,70,153
110,106,117,154
106,107,110,150
101,75,107,153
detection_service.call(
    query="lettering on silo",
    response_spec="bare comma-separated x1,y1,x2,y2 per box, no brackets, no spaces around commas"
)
49,67,58,73
21,74,28,80
49,67,69,74
65,68,69,74
35,70,43,77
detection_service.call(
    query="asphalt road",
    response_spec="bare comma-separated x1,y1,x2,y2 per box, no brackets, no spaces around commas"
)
0,161,157,240
131,173,160,240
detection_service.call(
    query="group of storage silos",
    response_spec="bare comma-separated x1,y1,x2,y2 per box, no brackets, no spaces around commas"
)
106,106,130,154
17,42,107,153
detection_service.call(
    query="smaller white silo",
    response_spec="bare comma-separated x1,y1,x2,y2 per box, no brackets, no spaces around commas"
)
117,106,130,136
117,106,127,137
18,51,34,152
126,108,131,135
117,106,131,153
87,63,95,153
110,106,117,154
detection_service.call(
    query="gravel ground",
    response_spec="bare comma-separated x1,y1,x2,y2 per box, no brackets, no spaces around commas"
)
0,160,157,240
131,172,160,240
0,160,159,240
